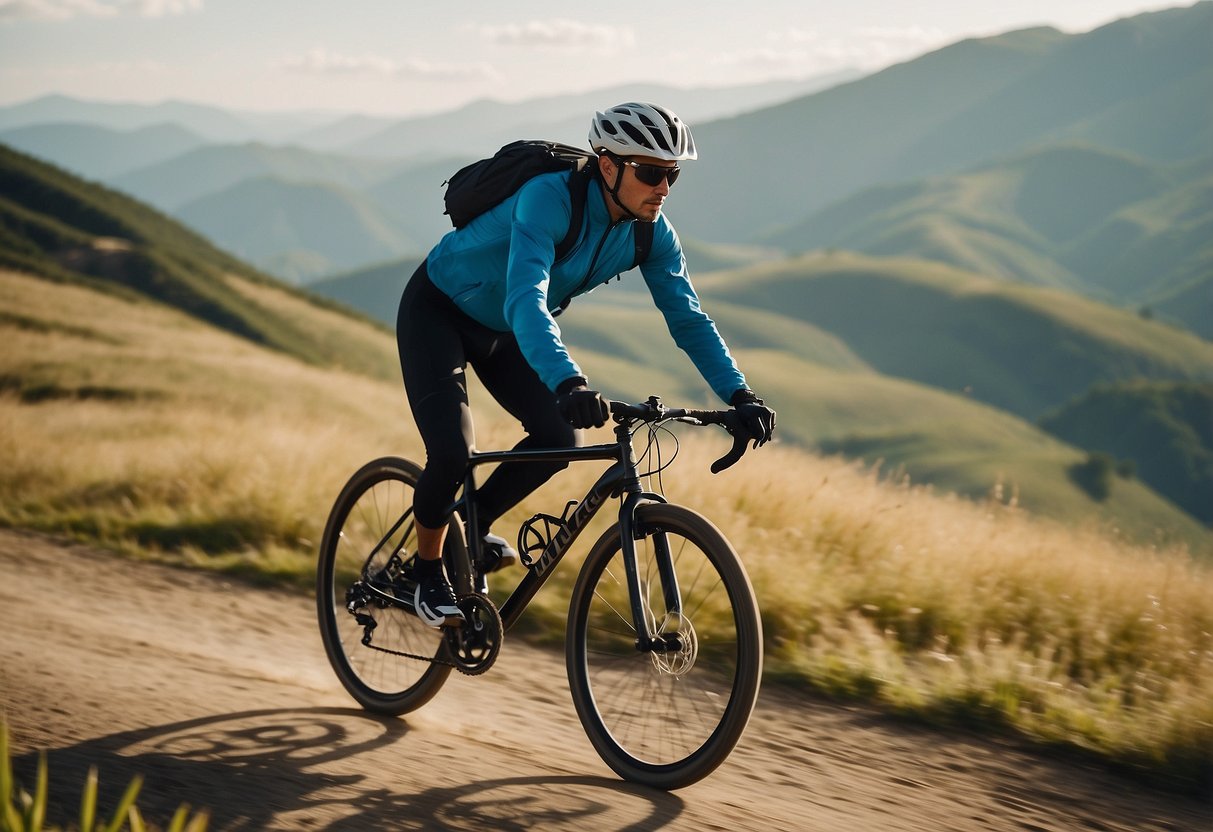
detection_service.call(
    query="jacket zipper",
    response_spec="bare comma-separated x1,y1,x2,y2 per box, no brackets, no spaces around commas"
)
554,220,621,317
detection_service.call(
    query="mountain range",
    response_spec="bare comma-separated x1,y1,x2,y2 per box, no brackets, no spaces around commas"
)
2,4,1207,316
761,143,1213,334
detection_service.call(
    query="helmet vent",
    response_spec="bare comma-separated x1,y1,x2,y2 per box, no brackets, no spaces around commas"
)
620,121,654,150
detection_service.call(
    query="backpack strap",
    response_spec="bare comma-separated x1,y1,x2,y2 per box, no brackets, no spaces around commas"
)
631,219,653,270
554,161,595,262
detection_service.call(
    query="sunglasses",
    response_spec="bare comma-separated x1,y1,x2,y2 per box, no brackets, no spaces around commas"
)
618,158,681,187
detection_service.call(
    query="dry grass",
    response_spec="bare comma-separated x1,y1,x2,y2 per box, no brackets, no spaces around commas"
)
2,268,1210,793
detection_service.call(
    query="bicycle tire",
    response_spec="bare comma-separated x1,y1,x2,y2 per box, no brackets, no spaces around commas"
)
566,502,763,789
317,456,452,714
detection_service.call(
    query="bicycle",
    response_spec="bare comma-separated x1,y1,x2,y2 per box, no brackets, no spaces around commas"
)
316,396,764,790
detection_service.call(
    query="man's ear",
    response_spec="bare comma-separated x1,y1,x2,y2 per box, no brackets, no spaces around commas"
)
596,153,616,180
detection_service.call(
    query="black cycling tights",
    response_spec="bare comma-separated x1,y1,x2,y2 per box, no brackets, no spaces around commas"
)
396,261,576,533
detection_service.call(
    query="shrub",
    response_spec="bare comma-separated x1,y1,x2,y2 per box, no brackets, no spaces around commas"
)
1069,451,1115,500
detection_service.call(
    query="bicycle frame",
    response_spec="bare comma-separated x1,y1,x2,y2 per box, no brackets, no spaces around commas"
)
447,419,671,644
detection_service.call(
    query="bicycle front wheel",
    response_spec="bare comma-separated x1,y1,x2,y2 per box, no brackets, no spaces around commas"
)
566,502,763,789
317,456,451,714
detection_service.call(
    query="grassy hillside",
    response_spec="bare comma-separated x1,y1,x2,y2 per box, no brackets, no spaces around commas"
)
1065,174,1213,307
675,2,1211,243
178,177,422,284
1040,381,1213,525
762,144,1213,333
1,264,1210,793
765,145,1168,283
695,252,1213,420
1152,273,1213,340
0,142,396,381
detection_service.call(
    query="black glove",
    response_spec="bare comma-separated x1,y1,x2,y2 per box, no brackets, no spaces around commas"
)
731,389,776,447
556,377,609,429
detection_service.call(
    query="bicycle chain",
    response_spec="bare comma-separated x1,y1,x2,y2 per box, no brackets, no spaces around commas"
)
360,635,460,669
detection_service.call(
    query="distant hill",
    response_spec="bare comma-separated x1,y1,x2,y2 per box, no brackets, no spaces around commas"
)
692,252,1213,421
108,142,409,212
338,74,863,158
365,156,474,251
1039,381,1213,525
307,257,421,318
674,2,1213,243
1151,273,1213,340
0,121,208,180
0,142,394,380
177,177,422,284
0,93,336,144
760,144,1213,334
1064,173,1213,325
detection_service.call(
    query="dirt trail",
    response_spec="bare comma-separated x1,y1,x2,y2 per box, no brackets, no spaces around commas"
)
1,530,1208,831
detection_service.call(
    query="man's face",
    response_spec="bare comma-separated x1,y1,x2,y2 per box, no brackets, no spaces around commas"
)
601,154,678,222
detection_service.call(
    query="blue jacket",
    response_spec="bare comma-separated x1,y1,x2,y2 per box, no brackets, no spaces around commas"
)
426,170,747,403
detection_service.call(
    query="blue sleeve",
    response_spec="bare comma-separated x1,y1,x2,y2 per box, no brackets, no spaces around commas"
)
501,176,585,392
641,220,748,403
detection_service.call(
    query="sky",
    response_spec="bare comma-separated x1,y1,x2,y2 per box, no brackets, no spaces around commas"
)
0,0,1191,117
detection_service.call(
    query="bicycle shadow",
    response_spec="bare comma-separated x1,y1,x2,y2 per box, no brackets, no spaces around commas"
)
11,707,685,831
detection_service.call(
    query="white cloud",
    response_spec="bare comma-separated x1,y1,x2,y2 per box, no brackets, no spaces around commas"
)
128,0,202,17
278,47,398,76
742,23,949,72
0,0,201,21
396,57,498,82
856,25,947,45
0,0,115,19
711,47,814,71
277,48,497,83
477,19,635,51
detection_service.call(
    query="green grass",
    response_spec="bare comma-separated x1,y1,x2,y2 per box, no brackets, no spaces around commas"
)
2,265,1211,796
2,721,208,832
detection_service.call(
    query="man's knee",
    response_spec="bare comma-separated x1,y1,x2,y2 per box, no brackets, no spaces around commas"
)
535,419,577,449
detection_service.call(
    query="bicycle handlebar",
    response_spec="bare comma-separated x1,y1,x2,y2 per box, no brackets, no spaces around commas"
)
608,397,752,474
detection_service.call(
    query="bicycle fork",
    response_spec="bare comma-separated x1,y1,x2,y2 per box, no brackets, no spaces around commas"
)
617,493,686,655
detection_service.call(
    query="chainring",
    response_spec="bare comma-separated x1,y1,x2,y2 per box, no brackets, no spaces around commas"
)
444,594,504,676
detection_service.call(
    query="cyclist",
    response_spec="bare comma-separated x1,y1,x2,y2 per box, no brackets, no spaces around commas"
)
397,102,776,627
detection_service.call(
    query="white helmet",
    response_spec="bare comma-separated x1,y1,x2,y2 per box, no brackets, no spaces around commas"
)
589,102,698,161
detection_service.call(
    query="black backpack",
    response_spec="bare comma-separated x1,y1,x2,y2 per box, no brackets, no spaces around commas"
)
442,140,652,269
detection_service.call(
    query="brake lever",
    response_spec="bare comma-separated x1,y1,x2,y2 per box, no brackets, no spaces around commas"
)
710,411,750,474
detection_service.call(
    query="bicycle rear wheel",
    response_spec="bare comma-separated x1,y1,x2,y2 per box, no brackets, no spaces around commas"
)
566,502,763,789
317,456,451,714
